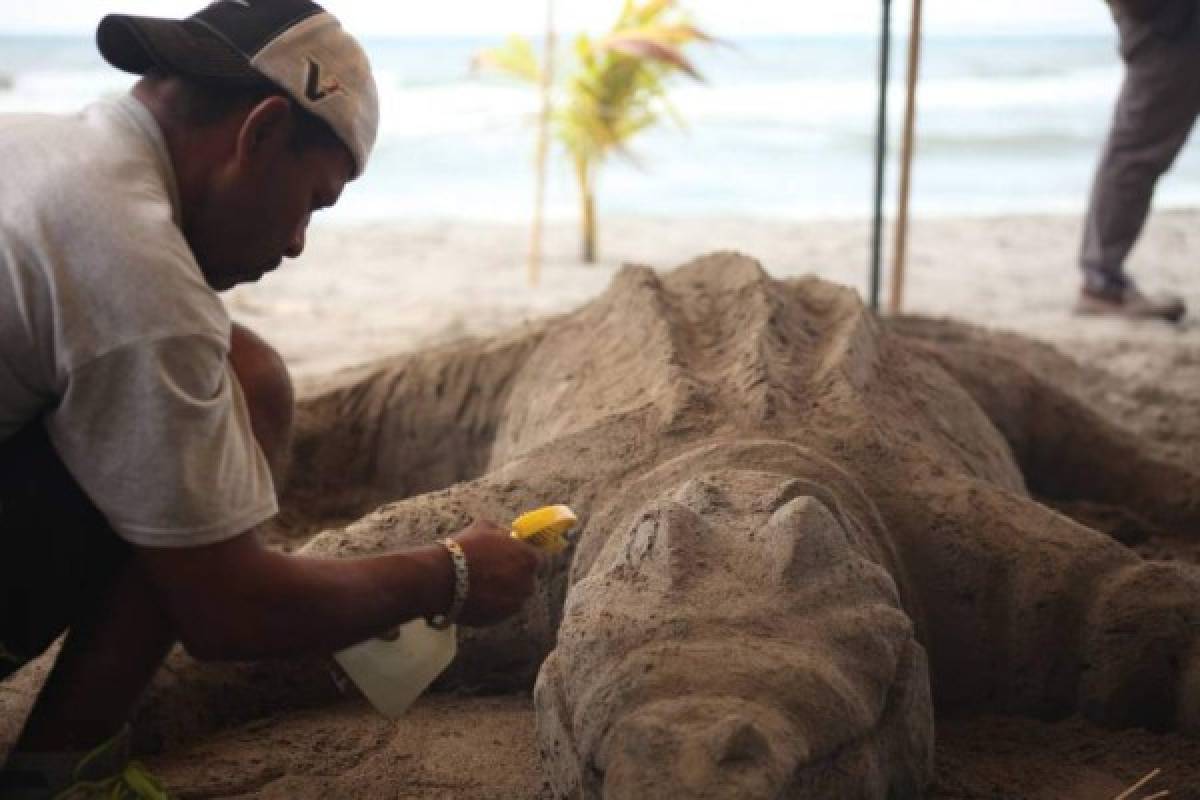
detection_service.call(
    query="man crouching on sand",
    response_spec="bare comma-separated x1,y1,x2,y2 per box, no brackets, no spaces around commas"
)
0,2,542,796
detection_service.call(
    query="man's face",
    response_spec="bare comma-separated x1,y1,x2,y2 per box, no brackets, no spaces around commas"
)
190,116,353,291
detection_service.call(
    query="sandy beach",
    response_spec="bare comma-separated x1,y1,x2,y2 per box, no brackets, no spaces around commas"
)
230,209,1200,389
3,209,1199,798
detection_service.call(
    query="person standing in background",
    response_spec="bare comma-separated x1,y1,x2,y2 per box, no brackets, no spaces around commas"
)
1077,0,1199,321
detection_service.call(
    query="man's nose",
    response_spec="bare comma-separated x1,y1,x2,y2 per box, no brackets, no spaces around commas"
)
285,213,311,258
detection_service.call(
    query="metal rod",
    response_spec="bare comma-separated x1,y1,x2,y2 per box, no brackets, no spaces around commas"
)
869,0,893,312
890,0,923,314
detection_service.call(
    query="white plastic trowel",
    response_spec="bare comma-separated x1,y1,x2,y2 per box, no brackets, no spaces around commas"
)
332,505,578,718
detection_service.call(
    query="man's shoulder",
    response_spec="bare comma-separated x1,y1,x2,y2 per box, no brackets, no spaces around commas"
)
1,100,226,369
2,97,177,233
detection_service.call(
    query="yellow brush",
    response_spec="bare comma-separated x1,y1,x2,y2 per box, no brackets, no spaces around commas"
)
511,505,578,554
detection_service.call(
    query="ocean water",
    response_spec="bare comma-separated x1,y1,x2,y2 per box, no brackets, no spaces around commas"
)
3,33,1200,222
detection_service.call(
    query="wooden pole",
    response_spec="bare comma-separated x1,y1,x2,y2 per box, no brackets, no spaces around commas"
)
868,0,893,312
528,1,556,287
889,0,923,314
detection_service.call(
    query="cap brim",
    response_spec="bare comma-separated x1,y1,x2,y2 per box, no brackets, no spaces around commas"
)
96,15,270,87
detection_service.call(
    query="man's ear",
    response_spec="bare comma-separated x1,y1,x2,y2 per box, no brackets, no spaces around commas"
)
234,95,293,169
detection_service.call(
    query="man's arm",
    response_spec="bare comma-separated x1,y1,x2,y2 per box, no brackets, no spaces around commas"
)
137,518,541,661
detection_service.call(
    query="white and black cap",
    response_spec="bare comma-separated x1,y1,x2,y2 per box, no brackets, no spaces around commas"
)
96,0,378,178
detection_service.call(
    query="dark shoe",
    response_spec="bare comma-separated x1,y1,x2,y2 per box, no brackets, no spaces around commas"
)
1075,284,1186,322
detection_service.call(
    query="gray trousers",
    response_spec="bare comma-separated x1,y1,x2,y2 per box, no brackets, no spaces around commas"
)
1080,1,1200,291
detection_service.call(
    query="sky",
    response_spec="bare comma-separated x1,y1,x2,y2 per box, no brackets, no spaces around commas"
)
1,0,1114,38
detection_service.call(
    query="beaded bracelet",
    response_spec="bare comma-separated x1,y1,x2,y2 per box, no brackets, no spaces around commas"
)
428,538,469,630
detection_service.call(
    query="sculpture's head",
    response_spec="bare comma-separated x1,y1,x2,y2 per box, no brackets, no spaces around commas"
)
535,456,932,798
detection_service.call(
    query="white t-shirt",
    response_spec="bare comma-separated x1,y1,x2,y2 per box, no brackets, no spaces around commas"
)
0,94,278,547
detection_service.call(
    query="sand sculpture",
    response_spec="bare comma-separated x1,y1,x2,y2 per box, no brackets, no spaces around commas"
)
268,252,1200,798
14,253,1195,797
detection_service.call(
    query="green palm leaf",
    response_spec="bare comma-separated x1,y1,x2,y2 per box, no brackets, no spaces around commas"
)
473,35,542,83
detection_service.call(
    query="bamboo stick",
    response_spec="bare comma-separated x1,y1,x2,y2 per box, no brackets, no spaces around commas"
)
888,0,923,314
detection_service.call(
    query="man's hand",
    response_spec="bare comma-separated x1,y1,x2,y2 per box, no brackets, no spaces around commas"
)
445,519,544,627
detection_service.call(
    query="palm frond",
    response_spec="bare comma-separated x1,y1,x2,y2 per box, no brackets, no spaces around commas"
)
472,35,542,83
630,0,676,26
597,33,702,80
615,22,716,46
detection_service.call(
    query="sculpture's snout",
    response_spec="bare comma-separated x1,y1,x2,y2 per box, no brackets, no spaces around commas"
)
600,698,801,800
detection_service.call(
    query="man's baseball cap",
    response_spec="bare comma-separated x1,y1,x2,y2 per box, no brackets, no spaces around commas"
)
96,0,378,178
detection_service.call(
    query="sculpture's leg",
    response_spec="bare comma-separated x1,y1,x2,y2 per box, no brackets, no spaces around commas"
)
536,469,934,799
892,317,1200,537
300,473,574,691
132,473,569,753
891,476,1200,733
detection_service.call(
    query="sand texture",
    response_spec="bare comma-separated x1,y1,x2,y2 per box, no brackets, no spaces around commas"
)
3,211,1200,797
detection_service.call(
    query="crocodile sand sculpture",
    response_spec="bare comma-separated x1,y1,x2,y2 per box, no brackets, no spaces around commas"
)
15,252,1198,798
279,252,1200,797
